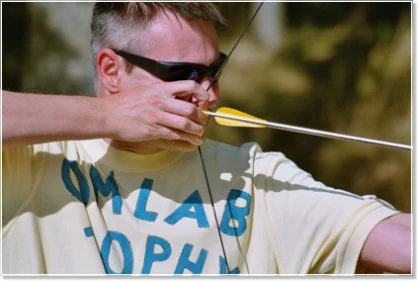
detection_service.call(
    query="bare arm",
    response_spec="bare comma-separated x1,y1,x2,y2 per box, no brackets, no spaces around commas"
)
358,212,411,274
2,90,111,148
2,83,209,148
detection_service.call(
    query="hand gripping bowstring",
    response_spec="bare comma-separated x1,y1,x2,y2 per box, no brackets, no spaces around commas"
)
197,2,264,274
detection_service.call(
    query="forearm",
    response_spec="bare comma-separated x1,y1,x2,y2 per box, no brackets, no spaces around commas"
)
358,213,411,274
2,90,112,148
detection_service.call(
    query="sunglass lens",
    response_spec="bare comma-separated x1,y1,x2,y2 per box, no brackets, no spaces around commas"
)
166,66,204,82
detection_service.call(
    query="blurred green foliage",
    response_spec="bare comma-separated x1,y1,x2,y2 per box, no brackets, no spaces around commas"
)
2,2,412,212
213,2,411,212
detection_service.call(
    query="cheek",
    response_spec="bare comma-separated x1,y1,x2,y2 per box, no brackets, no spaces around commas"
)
119,69,156,91
117,69,139,91
126,78,143,89
211,82,220,97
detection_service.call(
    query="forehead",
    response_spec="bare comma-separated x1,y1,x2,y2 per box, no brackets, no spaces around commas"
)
141,11,219,63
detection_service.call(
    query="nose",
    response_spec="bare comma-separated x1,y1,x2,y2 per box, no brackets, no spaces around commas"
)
200,77,219,110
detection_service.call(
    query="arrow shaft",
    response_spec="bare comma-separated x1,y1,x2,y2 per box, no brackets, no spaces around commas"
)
206,111,412,151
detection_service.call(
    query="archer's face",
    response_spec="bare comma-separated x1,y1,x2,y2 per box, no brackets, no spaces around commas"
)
122,12,220,103
118,12,221,153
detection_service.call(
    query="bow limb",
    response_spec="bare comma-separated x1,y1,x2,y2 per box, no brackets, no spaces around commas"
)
198,2,265,274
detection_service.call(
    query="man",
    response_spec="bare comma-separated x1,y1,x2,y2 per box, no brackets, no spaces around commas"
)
2,3,411,275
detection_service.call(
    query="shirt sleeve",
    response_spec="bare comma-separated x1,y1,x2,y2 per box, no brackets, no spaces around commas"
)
252,151,399,274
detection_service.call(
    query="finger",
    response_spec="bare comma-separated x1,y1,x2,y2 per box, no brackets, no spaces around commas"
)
156,110,205,137
159,127,204,146
160,98,208,126
163,81,210,109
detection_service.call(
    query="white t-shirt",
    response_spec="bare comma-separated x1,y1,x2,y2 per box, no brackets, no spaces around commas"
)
2,139,398,274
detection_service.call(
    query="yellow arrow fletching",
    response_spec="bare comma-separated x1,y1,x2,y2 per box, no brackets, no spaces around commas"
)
205,107,267,128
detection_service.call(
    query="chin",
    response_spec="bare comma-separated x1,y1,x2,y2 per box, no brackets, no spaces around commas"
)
109,139,199,154
159,140,200,152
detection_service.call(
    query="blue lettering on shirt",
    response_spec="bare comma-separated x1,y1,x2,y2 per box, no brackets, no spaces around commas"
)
164,190,209,228
142,235,172,274
101,231,133,274
219,256,240,274
220,189,251,237
84,226,94,237
174,243,208,274
90,166,122,214
61,159,90,206
61,160,251,273
134,178,158,222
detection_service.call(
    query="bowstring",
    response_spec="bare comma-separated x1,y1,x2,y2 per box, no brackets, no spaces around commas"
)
198,2,264,274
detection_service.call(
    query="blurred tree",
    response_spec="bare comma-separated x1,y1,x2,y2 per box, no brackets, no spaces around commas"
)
3,2,94,95
213,2,411,212
252,2,284,49
2,3,30,91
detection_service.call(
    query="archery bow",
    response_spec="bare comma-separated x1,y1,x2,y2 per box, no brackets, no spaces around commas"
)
198,2,265,274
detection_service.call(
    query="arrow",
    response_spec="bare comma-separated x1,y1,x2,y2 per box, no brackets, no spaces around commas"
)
203,107,412,151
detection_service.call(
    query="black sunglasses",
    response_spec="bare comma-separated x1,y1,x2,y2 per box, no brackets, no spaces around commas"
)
113,49,227,83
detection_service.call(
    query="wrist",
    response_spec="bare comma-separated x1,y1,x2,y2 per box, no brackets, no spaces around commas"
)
92,96,117,140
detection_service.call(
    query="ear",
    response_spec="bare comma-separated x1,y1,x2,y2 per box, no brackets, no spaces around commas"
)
96,48,124,94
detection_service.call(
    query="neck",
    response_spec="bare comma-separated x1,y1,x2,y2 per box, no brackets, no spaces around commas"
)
104,138,164,155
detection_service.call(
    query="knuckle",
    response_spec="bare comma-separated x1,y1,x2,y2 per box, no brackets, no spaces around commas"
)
158,127,173,139
148,95,163,107
166,131,179,140
184,80,198,89
195,136,204,146
168,130,182,140
183,104,196,118
177,118,190,131
187,81,204,93
149,113,159,123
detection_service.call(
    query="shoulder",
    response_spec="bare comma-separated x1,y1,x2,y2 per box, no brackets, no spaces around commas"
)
2,140,84,163
202,139,262,167
203,139,262,158
201,139,308,182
